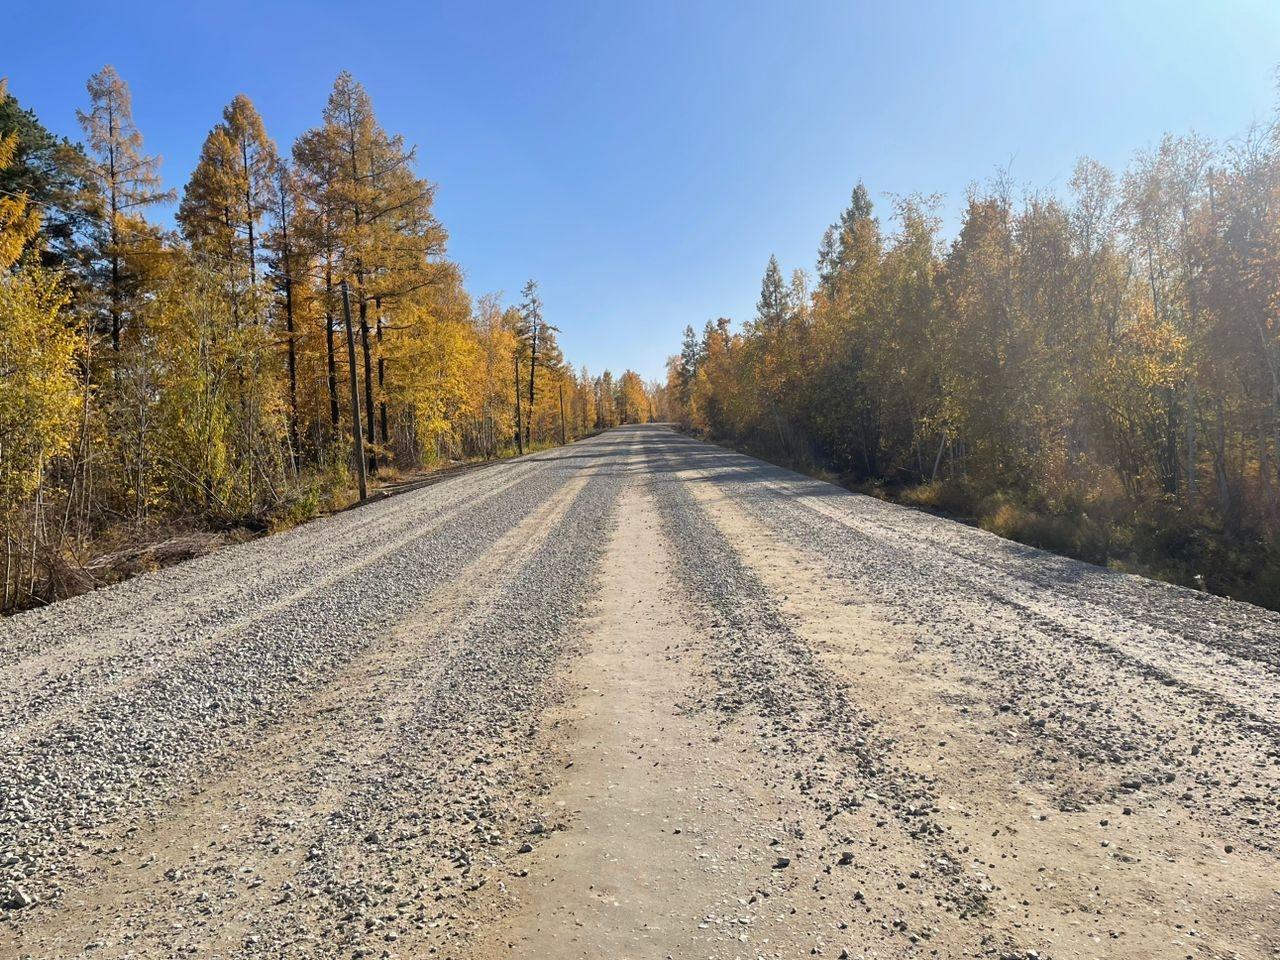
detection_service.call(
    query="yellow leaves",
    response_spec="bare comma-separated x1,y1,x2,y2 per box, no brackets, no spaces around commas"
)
178,94,278,264
1115,311,1187,390
618,370,649,423
0,122,40,270
0,265,77,509
379,295,495,450
77,65,174,220
0,99,71,512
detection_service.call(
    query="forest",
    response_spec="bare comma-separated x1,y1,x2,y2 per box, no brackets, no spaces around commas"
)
666,93,1280,609
0,68,658,612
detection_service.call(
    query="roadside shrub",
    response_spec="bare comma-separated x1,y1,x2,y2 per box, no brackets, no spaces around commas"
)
983,499,1112,567
270,456,357,528
897,479,982,518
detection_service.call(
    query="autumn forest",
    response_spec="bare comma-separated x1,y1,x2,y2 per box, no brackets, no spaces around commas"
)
664,89,1280,608
6,65,1280,613
0,69,656,611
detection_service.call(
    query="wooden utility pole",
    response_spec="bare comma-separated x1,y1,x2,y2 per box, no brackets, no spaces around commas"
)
341,281,368,500
558,380,567,445
513,353,525,456
526,324,538,449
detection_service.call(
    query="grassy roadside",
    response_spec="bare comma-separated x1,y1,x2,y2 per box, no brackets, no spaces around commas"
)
688,430,1280,613
4,435,596,616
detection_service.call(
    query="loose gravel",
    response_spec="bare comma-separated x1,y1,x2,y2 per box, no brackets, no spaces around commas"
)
1,438,623,956
4,425,1279,960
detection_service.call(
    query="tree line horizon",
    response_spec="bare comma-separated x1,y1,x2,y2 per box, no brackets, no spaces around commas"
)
8,61,1280,613
664,75,1280,609
0,67,658,611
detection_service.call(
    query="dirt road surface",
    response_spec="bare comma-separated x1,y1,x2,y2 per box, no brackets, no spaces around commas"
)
3,424,1279,960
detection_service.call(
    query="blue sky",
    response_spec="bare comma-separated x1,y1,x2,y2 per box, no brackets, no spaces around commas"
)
5,1,1280,379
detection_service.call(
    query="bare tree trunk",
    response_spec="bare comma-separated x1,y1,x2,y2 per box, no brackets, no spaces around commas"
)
30,469,44,600
4,531,12,611
324,268,340,434
376,300,389,450
108,111,122,353
1212,399,1231,516
931,433,947,481
242,135,257,287
559,380,567,445
341,281,368,500
357,291,377,472
514,354,525,456
279,196,299,468
64,319,95,540
1185,381,1197,500
526,326,538,447
110,241,121,351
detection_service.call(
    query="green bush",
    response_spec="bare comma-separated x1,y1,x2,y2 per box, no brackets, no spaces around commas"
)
981,498,1112,567
270,456,358,529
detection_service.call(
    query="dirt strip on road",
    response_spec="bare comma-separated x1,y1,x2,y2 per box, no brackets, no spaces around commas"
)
474,486,825,959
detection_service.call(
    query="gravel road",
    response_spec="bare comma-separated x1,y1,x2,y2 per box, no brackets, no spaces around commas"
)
3,424,1278,959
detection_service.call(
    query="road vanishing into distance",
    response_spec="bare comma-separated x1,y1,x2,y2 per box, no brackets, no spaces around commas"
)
2,424,1279,960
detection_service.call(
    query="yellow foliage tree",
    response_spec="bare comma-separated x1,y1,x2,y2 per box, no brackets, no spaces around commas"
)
0,268,77,512
0,87,39,267
0,123,77,514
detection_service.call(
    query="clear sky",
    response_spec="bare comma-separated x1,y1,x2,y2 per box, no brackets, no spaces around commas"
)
5,1,1280,380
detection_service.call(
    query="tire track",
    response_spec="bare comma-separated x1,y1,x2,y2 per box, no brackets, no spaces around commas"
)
0,461,542,743
5,467,601,959
0,459,542,728
677,440,1280,849
0,445,588,916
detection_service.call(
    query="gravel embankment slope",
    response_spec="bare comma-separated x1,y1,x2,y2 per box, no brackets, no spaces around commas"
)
3,424,1278,960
